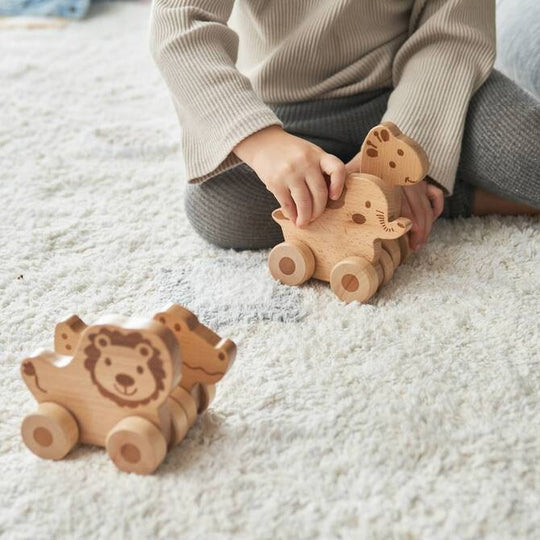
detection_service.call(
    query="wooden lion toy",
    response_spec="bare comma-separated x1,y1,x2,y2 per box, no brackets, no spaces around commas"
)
21,304,236,474
268,122,429,303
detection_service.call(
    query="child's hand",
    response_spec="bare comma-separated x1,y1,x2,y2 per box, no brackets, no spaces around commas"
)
233,126,346,227
400,180,444,251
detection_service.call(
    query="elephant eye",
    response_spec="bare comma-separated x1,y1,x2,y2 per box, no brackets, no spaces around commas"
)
174,323,181,332
218,352,225,361
352,213,366,224
365,201,371,208
105,357,111,366
137,366,143,374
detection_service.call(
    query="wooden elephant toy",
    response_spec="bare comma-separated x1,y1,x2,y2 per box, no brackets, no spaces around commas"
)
21,304,236,474
268,122,429,303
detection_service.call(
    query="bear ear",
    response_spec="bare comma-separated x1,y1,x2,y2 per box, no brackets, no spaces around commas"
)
54,314,87,355
135,342,152,359
359,122,429,186
154,304,198,337
360,122,402,165
94,333,111,351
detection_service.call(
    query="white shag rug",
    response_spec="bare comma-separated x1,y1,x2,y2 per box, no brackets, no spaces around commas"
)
1,3,539,538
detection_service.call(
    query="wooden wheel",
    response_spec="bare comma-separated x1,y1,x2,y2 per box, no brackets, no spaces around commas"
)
330,257,379,303
167,398,190,448
378,248,395,286
186,383,216,414
21,402,79,460
381,239,401,268
170,386,198,427
106,416,167,474
193,383,216,414
398,234,412,262
374,262,384,287
268,241,315,286
202,384,216,412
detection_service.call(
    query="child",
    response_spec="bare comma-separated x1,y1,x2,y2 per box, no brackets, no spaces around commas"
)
149,0,539,251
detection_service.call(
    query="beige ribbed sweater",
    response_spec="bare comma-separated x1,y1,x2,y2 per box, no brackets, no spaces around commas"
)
149,0,495,195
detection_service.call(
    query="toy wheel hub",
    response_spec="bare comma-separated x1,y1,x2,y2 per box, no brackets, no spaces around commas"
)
33,426,53,447
279,257,296,275
341,274,359,292
121,443,141,464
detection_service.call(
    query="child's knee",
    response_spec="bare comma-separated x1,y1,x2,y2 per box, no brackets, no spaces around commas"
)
184,184,236,248
184,182,282,250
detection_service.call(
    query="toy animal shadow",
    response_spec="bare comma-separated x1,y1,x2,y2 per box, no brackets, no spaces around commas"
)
20,304,236,474
269,122,429,303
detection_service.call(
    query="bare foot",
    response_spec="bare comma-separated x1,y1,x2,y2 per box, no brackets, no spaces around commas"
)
472,188,539,216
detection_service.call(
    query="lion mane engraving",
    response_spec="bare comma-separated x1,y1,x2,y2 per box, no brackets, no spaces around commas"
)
83,328,167,408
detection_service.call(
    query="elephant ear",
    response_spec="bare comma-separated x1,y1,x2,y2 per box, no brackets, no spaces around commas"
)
345,174,407,236
359,122,429,187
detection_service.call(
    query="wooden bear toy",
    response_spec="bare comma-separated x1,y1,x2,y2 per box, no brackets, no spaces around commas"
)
268,122,429,303
21,304,236,474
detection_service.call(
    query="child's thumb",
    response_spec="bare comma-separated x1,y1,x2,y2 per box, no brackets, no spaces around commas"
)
320,153,346,200
344,156,362,175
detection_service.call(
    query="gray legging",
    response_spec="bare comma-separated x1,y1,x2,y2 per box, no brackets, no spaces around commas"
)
185,70,540,250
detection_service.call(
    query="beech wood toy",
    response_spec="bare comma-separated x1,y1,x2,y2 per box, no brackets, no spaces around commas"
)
21,304,236,474
268,122,429,303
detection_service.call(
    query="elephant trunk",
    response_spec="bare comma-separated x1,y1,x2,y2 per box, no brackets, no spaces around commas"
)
375,210,412,239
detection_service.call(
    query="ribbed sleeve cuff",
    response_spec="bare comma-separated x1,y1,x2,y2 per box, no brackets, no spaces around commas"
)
183,108,283,184
149,0,284,184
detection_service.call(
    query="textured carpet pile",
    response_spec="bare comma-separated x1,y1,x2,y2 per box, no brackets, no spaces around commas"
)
1,4,539,538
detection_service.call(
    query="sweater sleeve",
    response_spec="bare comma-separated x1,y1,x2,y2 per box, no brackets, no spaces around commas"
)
149,0,283,183
381,0,496,195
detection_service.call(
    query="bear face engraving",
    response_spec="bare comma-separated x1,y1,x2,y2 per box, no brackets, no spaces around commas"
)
360,122,428,187
83,329,169,408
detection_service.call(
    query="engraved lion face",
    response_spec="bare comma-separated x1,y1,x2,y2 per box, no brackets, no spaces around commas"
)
84,329,167,408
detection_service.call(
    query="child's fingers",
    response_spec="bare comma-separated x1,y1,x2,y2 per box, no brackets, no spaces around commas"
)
400,195,418,249
344,156,362,175
305,169,328,222
272,185,297,223
406,191,424,248
419,194,434,246
320,154,347,200
404,189,429,250
290,183,313,228
427,183,444,219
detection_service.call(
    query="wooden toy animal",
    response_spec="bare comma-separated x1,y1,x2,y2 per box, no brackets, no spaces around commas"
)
21,304,236,474
268,122,429,303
